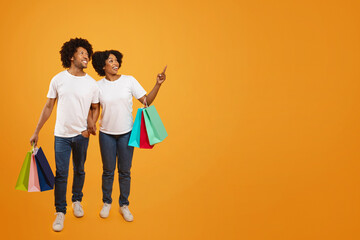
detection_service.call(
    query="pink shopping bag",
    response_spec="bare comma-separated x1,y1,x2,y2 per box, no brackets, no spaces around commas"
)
28,153,41,192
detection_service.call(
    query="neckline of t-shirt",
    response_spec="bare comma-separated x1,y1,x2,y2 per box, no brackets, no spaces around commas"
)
103,75,124,83
65,70,88,78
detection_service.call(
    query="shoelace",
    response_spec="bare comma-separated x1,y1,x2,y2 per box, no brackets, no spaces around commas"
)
122,206,132,215
54,213,64,224
74,202,82,211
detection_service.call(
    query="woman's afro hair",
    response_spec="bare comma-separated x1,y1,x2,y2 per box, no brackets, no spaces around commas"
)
60,38,93,68
92,50,123,76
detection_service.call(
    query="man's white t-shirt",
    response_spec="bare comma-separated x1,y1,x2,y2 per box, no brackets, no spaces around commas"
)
47,70,99,137
97,75,146,135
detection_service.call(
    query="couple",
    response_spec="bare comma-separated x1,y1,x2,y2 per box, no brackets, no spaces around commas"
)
29,38,167,232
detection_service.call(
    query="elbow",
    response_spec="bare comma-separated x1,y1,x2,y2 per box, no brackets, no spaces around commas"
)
44,103,54,111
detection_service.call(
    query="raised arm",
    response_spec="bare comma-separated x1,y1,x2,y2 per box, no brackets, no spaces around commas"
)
30,98,57,146
138,66,167,105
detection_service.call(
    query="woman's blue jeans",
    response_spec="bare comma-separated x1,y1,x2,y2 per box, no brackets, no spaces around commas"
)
99,131,134,207
54,134,89,214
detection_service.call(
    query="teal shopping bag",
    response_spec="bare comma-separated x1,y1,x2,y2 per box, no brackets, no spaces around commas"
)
143,105,168,145
128,108,143,147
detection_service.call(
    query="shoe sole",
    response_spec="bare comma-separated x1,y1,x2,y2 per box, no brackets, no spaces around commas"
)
120,212,134,222
100,213,109,218
52,226,63,232
73,210,84,218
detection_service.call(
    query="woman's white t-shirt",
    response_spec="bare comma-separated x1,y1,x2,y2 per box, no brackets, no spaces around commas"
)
47,70,100,137
97,75,146,135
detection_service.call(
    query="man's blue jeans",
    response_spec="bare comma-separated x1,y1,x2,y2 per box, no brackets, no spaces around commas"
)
99,131,134,207
54,134,89,214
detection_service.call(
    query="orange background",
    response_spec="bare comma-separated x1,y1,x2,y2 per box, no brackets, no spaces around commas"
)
1,0,359,239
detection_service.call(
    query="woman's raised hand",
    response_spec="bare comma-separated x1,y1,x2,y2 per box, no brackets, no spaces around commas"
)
156,66,167,85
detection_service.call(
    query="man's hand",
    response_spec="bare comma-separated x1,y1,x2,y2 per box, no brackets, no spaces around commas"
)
81,130,90,138
30,133,38,147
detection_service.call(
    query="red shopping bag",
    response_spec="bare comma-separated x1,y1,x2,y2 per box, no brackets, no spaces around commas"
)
140,112,154,149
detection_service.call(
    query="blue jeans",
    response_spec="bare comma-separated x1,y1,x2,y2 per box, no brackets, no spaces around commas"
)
99,131,134,206
54,134,89,214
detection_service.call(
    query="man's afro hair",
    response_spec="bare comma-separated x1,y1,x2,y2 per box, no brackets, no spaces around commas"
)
60,38,93,68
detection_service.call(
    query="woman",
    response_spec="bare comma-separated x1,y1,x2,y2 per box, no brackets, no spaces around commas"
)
91,50,166,221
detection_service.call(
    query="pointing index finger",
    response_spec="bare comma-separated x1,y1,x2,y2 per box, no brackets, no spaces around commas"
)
162,65,167,74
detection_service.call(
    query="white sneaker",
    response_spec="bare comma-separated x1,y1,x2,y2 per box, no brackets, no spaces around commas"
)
52,212,65,232
100,203,111,218
120,205,134,222
72,201,84,218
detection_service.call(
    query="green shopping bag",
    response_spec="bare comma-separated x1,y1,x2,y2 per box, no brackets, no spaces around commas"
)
143,105,168,145
15,148,33,191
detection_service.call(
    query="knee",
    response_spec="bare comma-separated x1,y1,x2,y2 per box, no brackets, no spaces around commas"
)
55,170,68,182
119,169,131,178
103,164,116,174
73,163,85,175
74,168,85,176
103,169,115,177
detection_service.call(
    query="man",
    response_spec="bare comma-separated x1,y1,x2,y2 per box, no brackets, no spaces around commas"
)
30,38,99,232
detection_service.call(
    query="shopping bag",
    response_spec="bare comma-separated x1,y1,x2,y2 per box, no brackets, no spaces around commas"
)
28,153,41,192
143,105,168,145
36,160,53,191
34,147,55,188
128,108,143,147
15,150,32,191
140,112,154,149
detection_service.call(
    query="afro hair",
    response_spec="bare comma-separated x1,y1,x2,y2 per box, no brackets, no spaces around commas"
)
60,38,93,68
92,50,123,76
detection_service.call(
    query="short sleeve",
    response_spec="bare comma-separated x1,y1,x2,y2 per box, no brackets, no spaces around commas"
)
130,76,147,99
92,84,100,104
47,77,58,99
